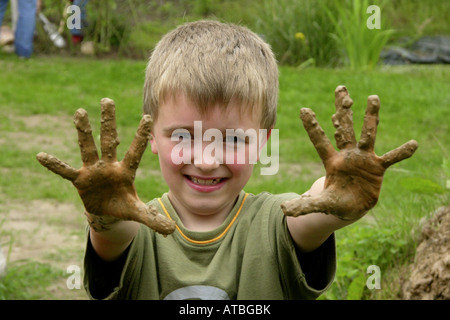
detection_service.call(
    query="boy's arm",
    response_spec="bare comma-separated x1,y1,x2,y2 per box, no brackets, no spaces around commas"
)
287,177,353,253
37,98,175,261
284,86,418,252
89,220,140,261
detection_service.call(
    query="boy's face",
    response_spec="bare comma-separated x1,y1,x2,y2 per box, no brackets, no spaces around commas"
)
150,93,263,222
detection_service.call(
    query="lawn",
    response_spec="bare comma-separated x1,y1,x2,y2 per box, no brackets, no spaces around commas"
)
0,53,448,299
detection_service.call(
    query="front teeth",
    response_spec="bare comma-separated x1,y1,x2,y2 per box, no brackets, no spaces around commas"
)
189,176,223,185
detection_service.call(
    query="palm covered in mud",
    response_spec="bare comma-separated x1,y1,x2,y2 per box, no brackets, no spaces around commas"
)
36,98,175,235
281,86,418,221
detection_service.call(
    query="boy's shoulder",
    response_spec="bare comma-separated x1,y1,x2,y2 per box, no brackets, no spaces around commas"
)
147,189,299,205
245,191,300,208
147,190,300,223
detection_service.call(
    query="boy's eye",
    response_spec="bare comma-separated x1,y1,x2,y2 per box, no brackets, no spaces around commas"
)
225,135,245,146
171,129,191,142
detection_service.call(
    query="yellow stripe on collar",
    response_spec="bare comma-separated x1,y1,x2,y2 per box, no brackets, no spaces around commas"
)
157,193,249,245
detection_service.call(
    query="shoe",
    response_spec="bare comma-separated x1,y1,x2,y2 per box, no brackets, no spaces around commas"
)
0,26,14,46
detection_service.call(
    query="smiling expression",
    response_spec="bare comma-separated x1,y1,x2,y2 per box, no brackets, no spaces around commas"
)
150,93,264,229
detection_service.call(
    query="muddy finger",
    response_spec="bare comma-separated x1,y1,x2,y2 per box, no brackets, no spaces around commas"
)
281,193,332,217
332,85,356,150
74,108,99,166
380,140,419,168
358,95,380,151
100,98,120,162
281,191,362,221
300,108,336,162
134,204,176,236
122,115,153,174
36,152,79,181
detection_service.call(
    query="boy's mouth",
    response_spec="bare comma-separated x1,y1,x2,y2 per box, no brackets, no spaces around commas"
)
184,175,228,192
186,175,224,186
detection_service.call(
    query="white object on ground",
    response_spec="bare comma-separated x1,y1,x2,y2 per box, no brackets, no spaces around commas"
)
0,246,6,278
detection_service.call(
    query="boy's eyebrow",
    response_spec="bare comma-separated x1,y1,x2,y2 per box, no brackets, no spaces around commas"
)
162,125,259,133
162,125,195,134
162,126,227,135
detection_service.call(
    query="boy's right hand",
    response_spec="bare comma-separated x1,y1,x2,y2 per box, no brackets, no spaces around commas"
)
36,98,176,236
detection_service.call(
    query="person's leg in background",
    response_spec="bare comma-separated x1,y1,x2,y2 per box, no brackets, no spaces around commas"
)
70,0,88,44
0,0,10,30
15,0,37,58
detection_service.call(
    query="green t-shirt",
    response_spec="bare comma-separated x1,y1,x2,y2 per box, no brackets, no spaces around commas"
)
84,191,336,300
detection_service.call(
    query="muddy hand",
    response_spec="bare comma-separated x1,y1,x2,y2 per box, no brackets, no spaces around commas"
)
36,98,176,235
281,86,418,221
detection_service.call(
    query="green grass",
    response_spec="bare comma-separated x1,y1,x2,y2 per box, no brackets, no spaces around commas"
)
0,260,64,299
0,53,448,299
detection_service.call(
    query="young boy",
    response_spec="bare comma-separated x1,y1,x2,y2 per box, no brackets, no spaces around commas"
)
37,20,417,300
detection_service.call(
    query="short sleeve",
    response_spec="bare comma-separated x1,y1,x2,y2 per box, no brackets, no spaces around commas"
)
83,232,128,299
267,194,336,299
83,225,160,300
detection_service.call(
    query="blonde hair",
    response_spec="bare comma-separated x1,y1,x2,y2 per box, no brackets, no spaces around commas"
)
143,20,278,129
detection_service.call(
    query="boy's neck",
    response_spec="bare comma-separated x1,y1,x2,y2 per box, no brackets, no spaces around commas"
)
167,192,239,232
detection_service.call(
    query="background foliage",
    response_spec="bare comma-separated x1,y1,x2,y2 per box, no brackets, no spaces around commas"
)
26,0,449,67
0,0,448,300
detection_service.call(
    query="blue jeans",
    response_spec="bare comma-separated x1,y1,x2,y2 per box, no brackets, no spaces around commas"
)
70,0,89,37
0,0,37,58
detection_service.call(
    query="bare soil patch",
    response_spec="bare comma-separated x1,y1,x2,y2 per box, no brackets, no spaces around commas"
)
1,199,88,299
401,205,450,299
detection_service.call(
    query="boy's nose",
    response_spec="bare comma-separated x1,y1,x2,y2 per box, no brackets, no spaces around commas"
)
193,144,221,171
193,160,220,172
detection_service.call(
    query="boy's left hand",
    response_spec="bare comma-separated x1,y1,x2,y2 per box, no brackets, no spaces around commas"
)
281,85,418,221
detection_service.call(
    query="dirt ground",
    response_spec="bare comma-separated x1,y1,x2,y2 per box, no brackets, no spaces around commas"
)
0,112,89,299
3,200,449,300
1,113,447,300
1,199,88,299
401,205,450,300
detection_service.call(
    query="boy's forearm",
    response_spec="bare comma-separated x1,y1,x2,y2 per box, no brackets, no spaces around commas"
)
89,219,139,262
286,176,358,253
287,213,354,253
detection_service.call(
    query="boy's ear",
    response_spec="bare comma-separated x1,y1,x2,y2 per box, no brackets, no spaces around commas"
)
266,128,272,142
260,128,272,149
149,133,158,154
257,128,272,160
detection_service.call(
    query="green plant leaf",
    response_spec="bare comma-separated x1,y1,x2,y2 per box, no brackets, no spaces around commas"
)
346,271,366,300
399,177,445,194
